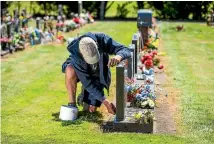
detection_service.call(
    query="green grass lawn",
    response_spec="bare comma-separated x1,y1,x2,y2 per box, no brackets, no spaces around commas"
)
160,22,214,143
1,22,214,144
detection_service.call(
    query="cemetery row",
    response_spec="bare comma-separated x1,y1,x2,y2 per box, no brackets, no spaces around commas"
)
102,10,164,133
0,6,94,57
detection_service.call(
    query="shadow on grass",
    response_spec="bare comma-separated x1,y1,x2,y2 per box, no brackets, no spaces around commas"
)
51,111,103,126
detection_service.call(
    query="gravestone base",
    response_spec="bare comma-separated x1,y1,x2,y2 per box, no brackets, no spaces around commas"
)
101,108,153,133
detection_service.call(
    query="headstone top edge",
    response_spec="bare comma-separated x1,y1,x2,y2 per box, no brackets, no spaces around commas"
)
138,9,153,14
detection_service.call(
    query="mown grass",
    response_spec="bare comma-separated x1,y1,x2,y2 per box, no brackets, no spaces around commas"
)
161,22,214,143
1,21,213,144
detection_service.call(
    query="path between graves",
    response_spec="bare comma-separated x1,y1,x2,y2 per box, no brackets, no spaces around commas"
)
153,39,181,134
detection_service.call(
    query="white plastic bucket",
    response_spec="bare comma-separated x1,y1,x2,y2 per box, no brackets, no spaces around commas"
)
59,105,78,121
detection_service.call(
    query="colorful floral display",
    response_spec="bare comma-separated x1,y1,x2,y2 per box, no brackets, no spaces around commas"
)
134,110,154,124
125,78,156,109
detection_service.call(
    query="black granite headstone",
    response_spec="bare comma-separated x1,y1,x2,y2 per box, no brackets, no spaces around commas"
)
116,65,125,121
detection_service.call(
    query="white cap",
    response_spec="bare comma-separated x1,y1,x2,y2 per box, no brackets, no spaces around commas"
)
79,37,100,64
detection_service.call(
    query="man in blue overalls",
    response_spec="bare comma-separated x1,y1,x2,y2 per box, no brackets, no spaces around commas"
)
62,32,131,114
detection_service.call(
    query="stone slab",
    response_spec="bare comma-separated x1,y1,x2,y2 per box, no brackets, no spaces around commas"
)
101,108,153,133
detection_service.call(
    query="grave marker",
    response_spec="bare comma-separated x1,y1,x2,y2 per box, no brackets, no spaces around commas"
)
21,8,27,28
137,9,152,46
58,4,63,16
116,64,126,121
36,17,41,29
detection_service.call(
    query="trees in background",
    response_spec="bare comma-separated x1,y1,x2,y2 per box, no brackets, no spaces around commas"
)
1,1,214,20
146,1,214,20
116,2,131,18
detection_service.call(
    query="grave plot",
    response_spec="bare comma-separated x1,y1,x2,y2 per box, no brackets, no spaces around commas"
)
1,9,16,56
101,45,156,133
1,8,32,57
101,9,163,133
108,62,154,133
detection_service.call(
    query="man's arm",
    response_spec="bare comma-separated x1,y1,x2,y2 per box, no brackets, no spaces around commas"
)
97,33,131,60
95,33,131,67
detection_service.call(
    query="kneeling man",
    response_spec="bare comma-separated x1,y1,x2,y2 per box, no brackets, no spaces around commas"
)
62,32,131,114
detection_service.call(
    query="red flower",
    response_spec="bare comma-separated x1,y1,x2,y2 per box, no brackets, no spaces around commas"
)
152,51,158,56
144,54,153,60
144,60,153,67
158,65,164,69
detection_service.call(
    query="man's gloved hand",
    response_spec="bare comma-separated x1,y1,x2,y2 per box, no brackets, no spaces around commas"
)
107,55,122,68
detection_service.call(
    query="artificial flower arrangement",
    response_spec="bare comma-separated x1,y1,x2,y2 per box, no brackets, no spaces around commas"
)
146,28,160,50
125,78,156,109
122,27,165,110
134,109,154,124
139,50,164,71
143,28,160,53
139,28,165,70
146,39,159,50
130,84,156,109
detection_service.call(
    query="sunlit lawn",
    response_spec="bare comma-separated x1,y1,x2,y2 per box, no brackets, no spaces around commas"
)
1,21,214,143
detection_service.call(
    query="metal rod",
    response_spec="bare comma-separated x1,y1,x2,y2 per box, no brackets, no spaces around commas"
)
132,45,135,76
127,53,133,79
128,44,135,78
132,34,138,74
